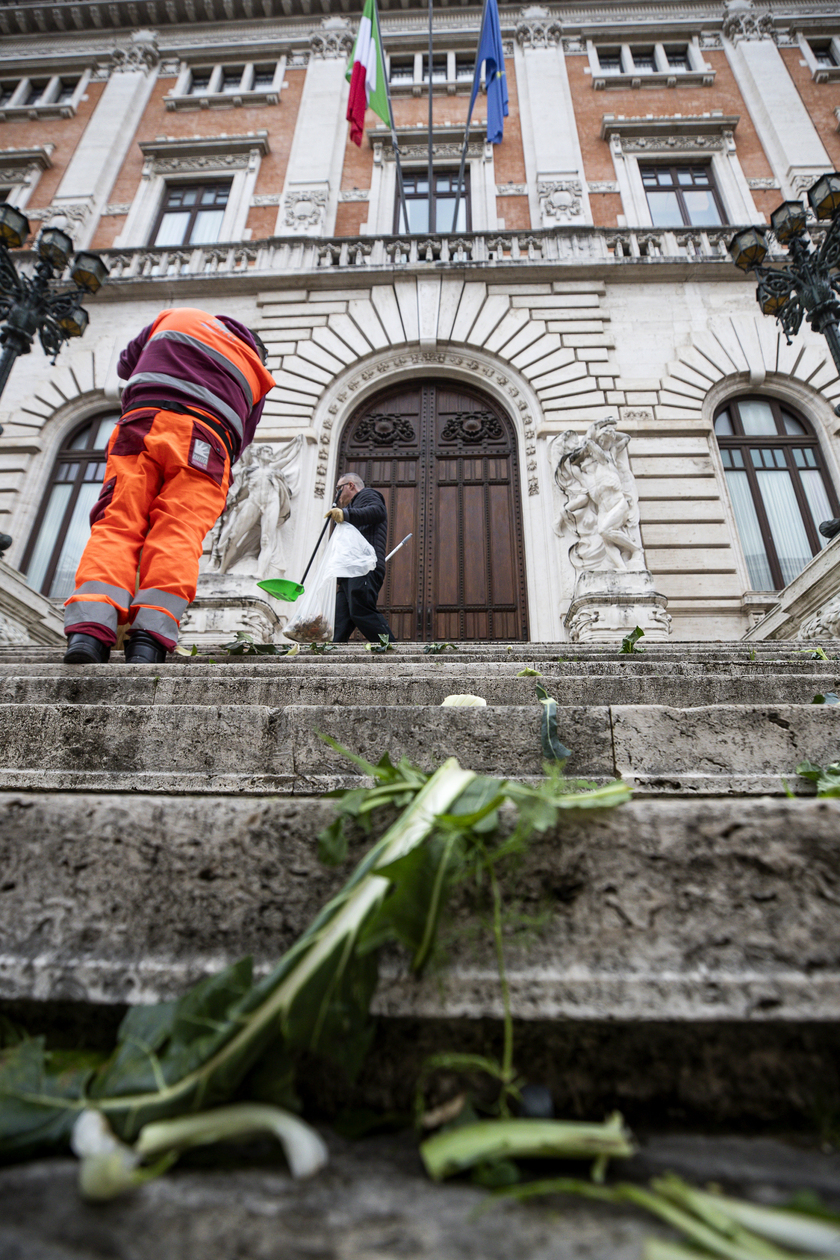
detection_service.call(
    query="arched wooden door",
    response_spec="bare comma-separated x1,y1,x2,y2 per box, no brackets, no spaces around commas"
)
338,381,529,641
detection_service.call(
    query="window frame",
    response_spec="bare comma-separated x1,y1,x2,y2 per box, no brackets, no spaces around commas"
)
149,179,232,249
714,396,840,591
21,413,119,599
386,50,481,95
640,162,727,228
0,70,89,119
165,59,286,110
589,37,714,88
800,34,840,82
392,168,472,235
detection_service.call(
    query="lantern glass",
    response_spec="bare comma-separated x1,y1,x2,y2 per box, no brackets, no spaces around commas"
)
808,172,840,221
0,203,30,250
770,200,808,244
71,251,109,294
757,284,789,316
37,227,74,269
728,227,767,272
57,306,89,338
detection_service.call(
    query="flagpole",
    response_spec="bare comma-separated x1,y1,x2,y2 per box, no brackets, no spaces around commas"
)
450,0,489,234
427,0,434,235
379,4,410,233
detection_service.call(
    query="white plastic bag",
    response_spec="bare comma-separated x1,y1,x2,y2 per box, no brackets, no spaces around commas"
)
283,523,376,642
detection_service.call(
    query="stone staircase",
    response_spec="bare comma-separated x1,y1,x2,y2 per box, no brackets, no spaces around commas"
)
1,640,840,1128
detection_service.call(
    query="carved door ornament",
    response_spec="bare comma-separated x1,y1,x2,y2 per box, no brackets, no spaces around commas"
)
339,383,528,641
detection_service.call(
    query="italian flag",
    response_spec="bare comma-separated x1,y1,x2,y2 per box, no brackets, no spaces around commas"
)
346,0,390,147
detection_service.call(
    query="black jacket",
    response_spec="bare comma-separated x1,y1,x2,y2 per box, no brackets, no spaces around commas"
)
342,487,388,578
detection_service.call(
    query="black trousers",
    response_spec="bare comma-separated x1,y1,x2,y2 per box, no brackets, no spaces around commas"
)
334,571,395,643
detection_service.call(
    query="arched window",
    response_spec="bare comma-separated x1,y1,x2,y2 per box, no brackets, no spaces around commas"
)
714,396,839,590
22,412,118,599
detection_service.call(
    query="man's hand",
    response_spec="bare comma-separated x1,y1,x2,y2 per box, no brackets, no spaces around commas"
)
324,508,344,524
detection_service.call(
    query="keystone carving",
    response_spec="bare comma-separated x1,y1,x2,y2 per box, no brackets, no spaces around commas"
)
309,20,354,59
284,189,328,230
107,29,160,71
515,19,563,48
538,180,583,225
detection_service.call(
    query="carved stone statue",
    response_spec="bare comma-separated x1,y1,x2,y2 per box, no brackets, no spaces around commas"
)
208,435,302,580
552,418,643,571
798,593,840,640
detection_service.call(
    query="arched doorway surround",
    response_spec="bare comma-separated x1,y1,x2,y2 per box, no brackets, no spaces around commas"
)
338,380,529,641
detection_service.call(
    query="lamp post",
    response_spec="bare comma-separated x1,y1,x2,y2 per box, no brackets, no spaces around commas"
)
729,172,840,537
0,203,109,416
729,172,840,396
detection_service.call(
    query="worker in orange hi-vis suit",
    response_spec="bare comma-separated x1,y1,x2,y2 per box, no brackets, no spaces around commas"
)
63,307,275,665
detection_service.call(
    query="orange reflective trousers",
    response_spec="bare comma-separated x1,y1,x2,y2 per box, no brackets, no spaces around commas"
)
64,408,230,649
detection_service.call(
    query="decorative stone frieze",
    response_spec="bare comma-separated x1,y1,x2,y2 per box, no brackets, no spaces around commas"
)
588,180,619,193
309,20,354,59
337,189,370,202
747,177,778,189
722,0,775,43
252,193,282,206
283,189,328,231
496,183,528,197
102,203,133,216
538,180,583,225
515,19,563,49
106,29,161,71
798,593,840,639
139,132,269,179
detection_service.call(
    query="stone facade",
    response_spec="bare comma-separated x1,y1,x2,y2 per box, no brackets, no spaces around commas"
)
1,0,840,642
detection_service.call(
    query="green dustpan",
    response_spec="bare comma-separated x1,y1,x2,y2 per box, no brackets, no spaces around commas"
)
257,578,305,603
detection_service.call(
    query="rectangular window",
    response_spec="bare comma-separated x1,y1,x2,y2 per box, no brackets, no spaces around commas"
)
25,80,49,106
0,83,16,106
810,41,838,67
56,78,78,104
151,181,231,248
220,67,245,94
422,55,448,83
455,55,474,81
640,163,725,228
664,46,690,71
189,70,213,94
631,48,656,73
395,170,470,234
252,65,276,90
596,48,622,73
389,57,415,83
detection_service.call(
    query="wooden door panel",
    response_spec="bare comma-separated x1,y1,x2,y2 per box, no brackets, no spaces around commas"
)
338,381,528,640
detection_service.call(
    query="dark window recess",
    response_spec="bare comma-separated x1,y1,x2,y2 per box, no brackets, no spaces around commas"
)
597,48,622,72
714,396,839,591
56,78,78,103
22,414,119,599
455,55,475,81
25,80,49,106
189,71,213,94
252,65,276,89
395,170,470,234
220,67,245,94
810,41,838,66
641,163,725,228
0,84,14,106
665,47,690,70
423,55,448,82
389,57,415,83
632,48,656,72
151,181,231,248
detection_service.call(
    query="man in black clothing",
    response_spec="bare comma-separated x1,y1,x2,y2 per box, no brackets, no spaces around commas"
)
324,473,396,643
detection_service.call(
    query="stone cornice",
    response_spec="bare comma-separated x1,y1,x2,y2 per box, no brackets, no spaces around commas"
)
600,112,740,141
2,0,839,40
139,131,270,162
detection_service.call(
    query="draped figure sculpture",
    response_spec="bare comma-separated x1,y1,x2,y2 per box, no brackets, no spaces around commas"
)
552,418,644,571
209,435,302,580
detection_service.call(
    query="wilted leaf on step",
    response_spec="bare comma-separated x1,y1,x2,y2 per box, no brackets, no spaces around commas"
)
440,695,487,707
535,683,571,764
516,668,542,677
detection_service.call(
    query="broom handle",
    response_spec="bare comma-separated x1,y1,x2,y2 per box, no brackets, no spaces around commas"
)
300,490,340,586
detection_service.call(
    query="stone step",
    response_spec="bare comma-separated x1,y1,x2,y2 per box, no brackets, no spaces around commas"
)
1,668,837,708
0,702,836,794
1,640,837,667
2,792,837,1024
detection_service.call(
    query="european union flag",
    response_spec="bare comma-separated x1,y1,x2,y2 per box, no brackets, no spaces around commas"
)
468,0,509,144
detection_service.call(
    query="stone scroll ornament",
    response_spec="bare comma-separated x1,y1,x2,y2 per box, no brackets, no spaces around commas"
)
208,435,303,581
551,418,644,571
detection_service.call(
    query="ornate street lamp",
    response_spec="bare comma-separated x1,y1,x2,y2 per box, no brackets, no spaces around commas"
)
0,204,109,416
729,172,840,395
729,171,840,536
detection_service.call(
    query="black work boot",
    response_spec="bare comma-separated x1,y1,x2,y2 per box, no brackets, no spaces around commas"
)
819,518,840,540
125,630,167,664
63,633,111,664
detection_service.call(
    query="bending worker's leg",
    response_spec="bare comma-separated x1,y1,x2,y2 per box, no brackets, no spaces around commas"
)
345,572,395,643
333,578,353,642
130,411,230,651
64,419,164,652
